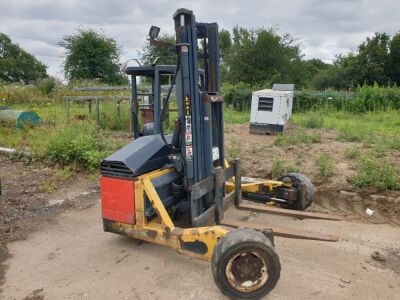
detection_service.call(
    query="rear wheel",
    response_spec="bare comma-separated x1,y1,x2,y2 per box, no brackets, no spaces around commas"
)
212,228,281,300
279,172,314,210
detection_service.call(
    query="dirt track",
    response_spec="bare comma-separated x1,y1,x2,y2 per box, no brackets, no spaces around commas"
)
1,199,400,299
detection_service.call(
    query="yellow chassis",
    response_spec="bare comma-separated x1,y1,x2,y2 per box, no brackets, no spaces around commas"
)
226,177,288,194
224,159,291,196
104,168,229,262
104,164,337,262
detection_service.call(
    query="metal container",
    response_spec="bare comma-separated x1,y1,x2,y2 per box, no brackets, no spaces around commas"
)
0,109,41,128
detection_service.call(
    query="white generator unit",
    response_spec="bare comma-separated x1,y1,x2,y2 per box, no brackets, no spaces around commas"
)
249,84,294,134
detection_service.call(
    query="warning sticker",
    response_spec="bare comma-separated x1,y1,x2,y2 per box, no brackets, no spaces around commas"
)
186,146,193,159
185,132,192,143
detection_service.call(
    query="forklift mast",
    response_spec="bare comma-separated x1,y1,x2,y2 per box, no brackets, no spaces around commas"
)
172,9,225,221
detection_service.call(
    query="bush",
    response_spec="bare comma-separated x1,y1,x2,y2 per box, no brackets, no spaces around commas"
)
352,156,400,190
222,82,254,111
45,125,110,171
35,78,56,95
315,152,335,178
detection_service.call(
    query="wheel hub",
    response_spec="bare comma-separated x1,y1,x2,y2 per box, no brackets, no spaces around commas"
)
226,251,269,292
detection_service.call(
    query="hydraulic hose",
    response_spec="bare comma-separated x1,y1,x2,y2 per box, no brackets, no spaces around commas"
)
160,56,180,149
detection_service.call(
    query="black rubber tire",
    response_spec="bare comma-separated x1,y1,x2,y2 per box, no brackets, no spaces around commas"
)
211,228,281,300
278,172,315,210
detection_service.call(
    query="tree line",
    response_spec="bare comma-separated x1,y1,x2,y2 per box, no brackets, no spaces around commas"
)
0,28,399,90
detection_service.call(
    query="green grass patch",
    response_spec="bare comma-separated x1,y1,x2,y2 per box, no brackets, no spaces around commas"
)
226,137,242,160
352,156,400,190
315,152,335,178
295,112,324,128
224,107,250,124
344,146,361,159
270,159,300,178
274,130,322,146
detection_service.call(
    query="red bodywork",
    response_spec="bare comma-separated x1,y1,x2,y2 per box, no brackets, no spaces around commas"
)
100,176,135,224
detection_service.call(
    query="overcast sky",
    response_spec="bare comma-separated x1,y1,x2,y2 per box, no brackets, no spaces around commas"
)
0,0,398,80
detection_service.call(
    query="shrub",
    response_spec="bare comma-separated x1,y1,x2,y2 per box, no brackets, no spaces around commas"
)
315,152,335,178
352,156,400,190
35,78,56,95
45,125,110,171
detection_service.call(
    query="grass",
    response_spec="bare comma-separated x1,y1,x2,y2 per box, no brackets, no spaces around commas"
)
0,102,127,172
38,167,76,193
296,112,324,128
270,159,300,178
315,152,335,178
226,137,242,160
352,156,400,190
274,130,322,146
344,145,361,159
224,107,249,124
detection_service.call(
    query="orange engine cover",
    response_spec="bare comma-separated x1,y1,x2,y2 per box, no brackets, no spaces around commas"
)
100,176,135,224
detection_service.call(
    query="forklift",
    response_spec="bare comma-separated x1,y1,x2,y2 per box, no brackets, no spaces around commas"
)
100,8,340,299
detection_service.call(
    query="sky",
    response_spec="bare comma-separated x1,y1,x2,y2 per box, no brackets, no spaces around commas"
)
0,0,398,80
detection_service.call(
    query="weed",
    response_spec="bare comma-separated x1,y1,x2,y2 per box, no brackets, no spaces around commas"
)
274,130,321,146
38,179,57,193
44,124,111,171
250,143,269,154
35,78,57,95
270,159,300,178
315,152,335,178
299,113,324,128
226,137,242,160
271,159,285,178
224,107,250,124
337,128,365,142
344,146,361,159
352,156,400,190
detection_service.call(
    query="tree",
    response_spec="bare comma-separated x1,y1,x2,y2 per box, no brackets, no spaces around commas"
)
389,33,400,84
0,33,47,83
224,27,303,85
140,34,176,65
60,29,127,85
322,33,393,89
353,32,391,85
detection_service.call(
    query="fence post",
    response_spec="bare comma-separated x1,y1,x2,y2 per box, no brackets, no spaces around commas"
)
96,98,100,129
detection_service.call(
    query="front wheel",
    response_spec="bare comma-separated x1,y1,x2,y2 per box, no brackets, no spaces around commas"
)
211,228,281,300
278,172,315,210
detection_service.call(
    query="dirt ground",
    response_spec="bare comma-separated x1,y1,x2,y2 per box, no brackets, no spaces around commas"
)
1,124,400,299
225,123,400,226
